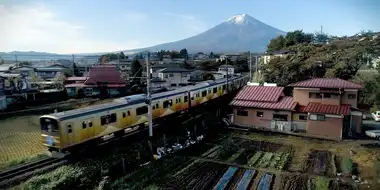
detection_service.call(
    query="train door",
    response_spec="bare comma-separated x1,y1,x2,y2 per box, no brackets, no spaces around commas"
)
65,122,75,146
86,118,95,138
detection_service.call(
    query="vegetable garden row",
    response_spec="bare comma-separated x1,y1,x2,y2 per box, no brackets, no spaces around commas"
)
165,161,355,190
203,138,293,170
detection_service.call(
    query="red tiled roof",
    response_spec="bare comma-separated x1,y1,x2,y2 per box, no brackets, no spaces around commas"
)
84,65,125,85
230,96,297,111
65,83,125,88
287,78,362,89
303,102,350,115
234,86,284,102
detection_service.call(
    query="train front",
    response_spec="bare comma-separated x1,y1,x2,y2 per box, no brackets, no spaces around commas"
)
40,115,62,153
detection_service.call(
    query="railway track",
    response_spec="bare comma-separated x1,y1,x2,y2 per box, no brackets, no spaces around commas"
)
0,157,67,187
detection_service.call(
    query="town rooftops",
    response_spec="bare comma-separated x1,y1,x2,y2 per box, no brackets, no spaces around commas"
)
287,78,362,89
84,65,125,85
303,102,351,115
230,86,297,111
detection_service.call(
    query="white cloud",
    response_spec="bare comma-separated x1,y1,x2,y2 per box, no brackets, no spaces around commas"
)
164,12,207,33
0,4,141,54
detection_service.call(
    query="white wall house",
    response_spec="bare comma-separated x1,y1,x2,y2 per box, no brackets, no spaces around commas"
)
157,67,191,87
218,65,235,76
263,50,296,64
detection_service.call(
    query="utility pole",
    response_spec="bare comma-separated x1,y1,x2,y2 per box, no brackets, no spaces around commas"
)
14,53,17,62
146,52,154,159
225,57,228,92
249,51,252,82
72,54,75,76
255,56,258,82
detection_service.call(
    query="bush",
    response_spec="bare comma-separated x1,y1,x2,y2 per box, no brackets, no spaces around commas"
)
340,157,353,175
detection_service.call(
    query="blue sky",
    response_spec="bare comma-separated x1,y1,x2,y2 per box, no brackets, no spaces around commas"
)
1,0,379,54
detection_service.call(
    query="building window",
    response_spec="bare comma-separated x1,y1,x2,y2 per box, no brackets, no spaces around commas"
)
256,111,264,117
237,110,248,116
348,94,356,99
309,92,322,99
89,122,93,127
298,115,307,120
273,114,288,121
309,114,325,121
324,93,338,99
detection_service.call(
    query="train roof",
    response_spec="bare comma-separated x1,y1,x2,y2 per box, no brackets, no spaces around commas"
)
42,74,248,120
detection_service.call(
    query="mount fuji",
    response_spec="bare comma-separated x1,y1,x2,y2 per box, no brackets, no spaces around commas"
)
125,14,286,54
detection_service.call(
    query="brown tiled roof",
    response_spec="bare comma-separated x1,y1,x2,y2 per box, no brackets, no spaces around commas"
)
287,78,362,89
234,86,284,102
303,102,350,115
84,65,125,85
296,106,307,112
230,96,297,111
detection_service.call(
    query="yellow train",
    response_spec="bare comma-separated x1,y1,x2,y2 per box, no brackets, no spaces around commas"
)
40,75,249,154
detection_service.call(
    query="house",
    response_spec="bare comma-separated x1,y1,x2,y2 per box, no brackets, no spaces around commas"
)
65,65,126,98
263,50,296,65
163,55,172,63
230,78,363,140
11,66,37,78
195,52,208,60
0,63,17,73
219,53,243,62
218,65,235,76
157,67,192,87
150,64,181,78
35,64,72,80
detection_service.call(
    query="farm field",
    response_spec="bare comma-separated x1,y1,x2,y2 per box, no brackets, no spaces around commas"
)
0,99,114,168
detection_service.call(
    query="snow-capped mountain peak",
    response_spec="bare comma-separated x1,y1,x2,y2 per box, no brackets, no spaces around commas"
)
226,13,256,25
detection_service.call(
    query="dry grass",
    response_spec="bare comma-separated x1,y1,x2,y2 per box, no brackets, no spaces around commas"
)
232,131,380,179
0,99,114,167
0,115,44,165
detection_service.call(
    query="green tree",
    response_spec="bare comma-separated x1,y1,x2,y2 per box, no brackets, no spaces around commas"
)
73,62,82,77
209,52,215,58
180,48,189,60
202,73,215,81
120,51,125,59
131,59,142,84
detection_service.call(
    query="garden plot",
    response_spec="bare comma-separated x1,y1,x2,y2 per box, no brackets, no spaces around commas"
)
303,150,335,176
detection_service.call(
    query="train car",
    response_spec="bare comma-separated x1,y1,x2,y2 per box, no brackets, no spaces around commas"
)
40,74,249,154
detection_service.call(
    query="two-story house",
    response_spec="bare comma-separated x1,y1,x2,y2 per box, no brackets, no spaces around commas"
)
218,65,235,76
230,78,363,140
157,67,191,87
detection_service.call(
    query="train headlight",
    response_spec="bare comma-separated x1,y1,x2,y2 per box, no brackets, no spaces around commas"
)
46,136,54,146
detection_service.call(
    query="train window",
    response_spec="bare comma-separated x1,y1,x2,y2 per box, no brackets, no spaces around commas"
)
208,89,211,94
40,118,59,132
82,122,86,129
197,93,200,97
222,85,226,90
156,103,159,109
136,106,148,115
67,124,72,133
213,87,217,93
184,96,188,102
127,110,131,116
163,100,172,108
202,91,207,97
101,113,117,125
122,112,126,118
89,122,93,127
176,98,181,103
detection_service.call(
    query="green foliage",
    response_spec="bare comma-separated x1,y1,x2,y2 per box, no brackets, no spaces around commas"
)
340,157,353,174
314,176,329,190
202,73,215,81
0,154,47,171
120,51,126,59
267,30,314,52
209,52,215,58
179,48,189,60
73,62,82,77
262,32,380,86
98,52,126,63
